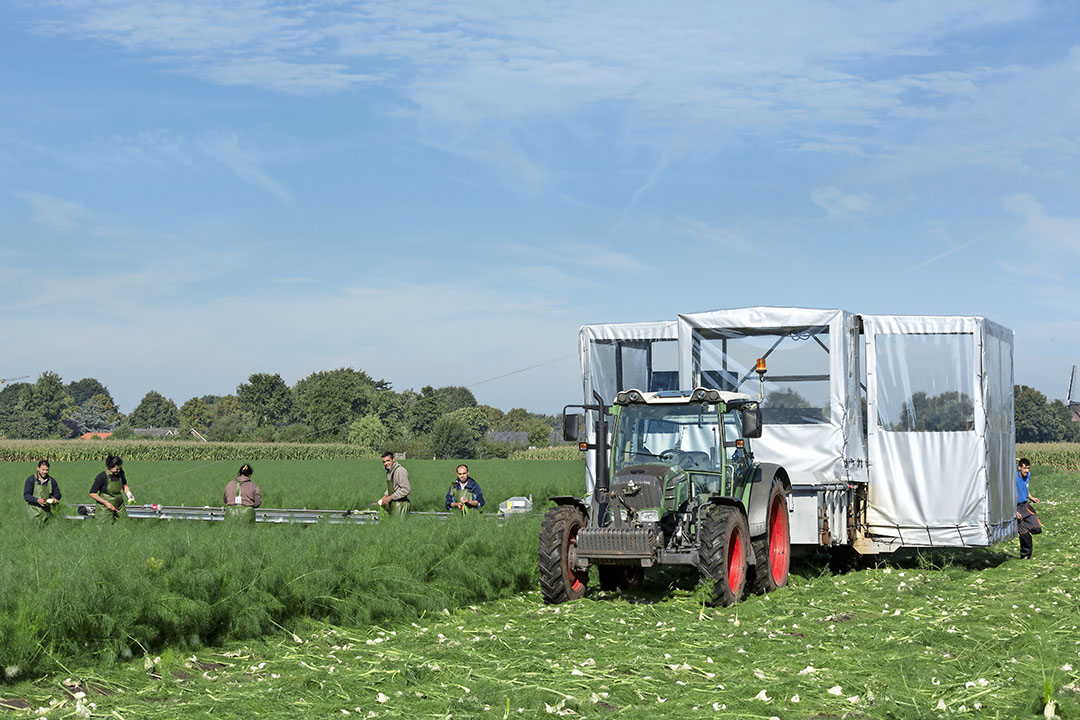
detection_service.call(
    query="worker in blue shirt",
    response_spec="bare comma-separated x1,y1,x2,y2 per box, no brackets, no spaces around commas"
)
446,464,485,514
1015,458,1041,559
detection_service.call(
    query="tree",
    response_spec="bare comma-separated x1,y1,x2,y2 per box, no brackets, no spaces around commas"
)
66,378,113,406
237,373,293,427
348,415,389,450
447,406,491,438
431,414,477,459
895,391,973,432
0,382,31,437
129,391,180,428
763,388,811,408
435,386,477,416
293,368,383,441
17,371,75,438
406,385,441,436
65,394,122,435
179,397,209,431
1014,385,1067,443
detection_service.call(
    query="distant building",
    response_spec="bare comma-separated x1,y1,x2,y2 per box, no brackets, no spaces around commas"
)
1070,402,1080,423
134,427,181,438
80,432,113,440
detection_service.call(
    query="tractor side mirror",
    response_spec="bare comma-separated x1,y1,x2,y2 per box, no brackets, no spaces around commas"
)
562,413,581,442
740,407,763,438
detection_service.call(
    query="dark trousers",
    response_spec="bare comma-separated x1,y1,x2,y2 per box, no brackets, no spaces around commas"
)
1019,531,1033,559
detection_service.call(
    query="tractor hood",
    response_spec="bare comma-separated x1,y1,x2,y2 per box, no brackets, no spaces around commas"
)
611,464,682,513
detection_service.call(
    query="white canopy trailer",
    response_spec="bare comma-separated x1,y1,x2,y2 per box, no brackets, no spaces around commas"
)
677,308,865,548
579,321,678,494
576,306,1016,555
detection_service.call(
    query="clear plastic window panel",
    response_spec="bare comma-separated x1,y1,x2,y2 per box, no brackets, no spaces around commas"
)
696,327,830,425
588,339,679,402
875,333,975,432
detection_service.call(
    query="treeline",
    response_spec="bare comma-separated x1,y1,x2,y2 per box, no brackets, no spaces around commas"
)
0,370,561,459
1015,385,1080,443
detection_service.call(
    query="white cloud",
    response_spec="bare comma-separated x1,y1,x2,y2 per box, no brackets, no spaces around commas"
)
811,186,872,220
1003,192,1080,256
17,191,89,231
196,131,292,203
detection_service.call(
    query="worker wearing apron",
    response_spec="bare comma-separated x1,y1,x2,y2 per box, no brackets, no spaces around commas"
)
224,464,261,524
24,459,62,526
379,451,411,518
89,455,133,523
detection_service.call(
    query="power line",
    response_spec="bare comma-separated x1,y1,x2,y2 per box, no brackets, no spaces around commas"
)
466,353,577,388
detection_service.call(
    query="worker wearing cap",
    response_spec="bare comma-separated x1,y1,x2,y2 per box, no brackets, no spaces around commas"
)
24,459,62,525
223,463,262,524
89,454,134,523
445,464,484,514
379,451,411,518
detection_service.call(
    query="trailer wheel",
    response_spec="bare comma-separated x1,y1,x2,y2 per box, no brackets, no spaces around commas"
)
750,479,791,595
539,505,589,604
699,505,749,606
598,565,644,591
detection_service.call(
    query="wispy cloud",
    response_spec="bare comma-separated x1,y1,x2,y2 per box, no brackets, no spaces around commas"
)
196,131,291,203
1002,192,1080,256
17,191,89,231
898,240,977,276
31,0,1054,186
811,186,873,220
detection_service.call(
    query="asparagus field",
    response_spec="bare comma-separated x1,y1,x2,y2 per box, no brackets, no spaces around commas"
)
3,458,1079,719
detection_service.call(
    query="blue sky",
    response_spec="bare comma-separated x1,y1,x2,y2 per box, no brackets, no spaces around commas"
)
1,0,1078,414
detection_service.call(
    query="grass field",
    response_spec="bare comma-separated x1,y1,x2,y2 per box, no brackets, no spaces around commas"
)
1,464,1077,718
2,458,583,512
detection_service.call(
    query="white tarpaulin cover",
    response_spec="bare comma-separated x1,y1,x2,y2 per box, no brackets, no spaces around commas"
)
574,307,1014,550
863,315,1015,546
579,321,678,493
676,307,867,489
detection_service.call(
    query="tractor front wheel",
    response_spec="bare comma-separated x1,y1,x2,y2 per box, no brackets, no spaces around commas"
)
539,505,589,604
698,505,749,606
750,479,791,595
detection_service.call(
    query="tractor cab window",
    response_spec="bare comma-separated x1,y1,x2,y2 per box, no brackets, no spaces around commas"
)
613,403,721,472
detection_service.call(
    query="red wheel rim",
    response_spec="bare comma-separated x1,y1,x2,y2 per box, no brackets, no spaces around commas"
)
727,526,745,594
768,495,790,585
566,523,587,593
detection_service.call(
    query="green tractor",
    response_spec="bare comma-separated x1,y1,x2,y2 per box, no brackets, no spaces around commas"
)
540,387,792,606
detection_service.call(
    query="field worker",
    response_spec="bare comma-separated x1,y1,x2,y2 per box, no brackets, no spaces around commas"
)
89,454,134,523
24,459,62,525
379,451,411,518
446,464,484,514
223,463,262,524
1015,458,1042,559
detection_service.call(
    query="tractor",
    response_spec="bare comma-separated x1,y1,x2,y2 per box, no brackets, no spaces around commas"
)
539,386,792,606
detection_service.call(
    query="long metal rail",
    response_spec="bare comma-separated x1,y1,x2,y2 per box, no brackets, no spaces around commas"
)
65,499,534,524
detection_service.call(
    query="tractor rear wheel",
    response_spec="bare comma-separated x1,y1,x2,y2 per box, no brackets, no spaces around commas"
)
750,479,791,595
539,505,589,604
698,505,749,606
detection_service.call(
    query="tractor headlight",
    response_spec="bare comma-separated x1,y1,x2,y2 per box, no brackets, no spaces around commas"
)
637,510,659,523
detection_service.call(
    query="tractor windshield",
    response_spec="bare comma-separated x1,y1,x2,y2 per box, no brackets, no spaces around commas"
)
613,403,721,472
